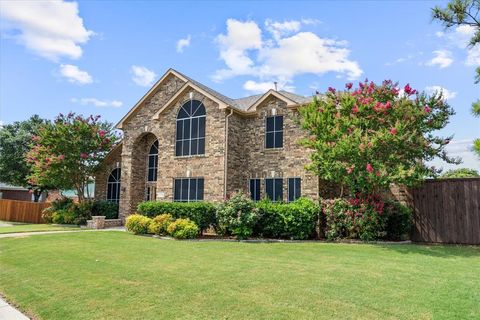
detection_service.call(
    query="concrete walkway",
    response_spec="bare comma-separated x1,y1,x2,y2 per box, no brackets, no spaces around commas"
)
0,227,125,239
0,297,29,320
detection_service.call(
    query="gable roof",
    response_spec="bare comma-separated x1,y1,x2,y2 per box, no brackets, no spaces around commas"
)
116,68,313,129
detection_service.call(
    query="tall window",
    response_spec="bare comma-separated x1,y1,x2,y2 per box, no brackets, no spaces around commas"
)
265,115,283,148
176,100,206,156
249,178,261,201
265,178,283,202
288,178,301,202
173,178,204,202
107,168,121,203
147,140,158,182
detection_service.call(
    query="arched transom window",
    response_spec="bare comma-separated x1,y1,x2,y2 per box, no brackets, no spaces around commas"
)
175,100,206,156
107,168,121,203
147,140,158,182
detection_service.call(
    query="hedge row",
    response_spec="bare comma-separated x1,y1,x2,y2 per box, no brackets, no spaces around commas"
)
137,201,216,231
136,194,412,241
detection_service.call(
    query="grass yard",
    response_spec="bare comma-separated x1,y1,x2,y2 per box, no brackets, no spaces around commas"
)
0,232,478,320
0,221,79,234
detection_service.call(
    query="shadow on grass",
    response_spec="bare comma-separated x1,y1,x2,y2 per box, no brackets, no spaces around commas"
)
377,243,480,259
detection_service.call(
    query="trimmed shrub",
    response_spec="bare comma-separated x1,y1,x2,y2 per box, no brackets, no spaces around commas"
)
320,196,407,241
42,197,74,223
255,198,319,240
383,200,412,240
320,199,354,240
137,201,216,231
216,193,258,239
51,210,67,224
71,201,93,225
167,218,199,239
91,200,119,219
125,214,152,234
148,214,174,235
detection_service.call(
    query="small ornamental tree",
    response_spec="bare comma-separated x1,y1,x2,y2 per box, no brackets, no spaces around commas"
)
299,80,459,197
26,113,119,202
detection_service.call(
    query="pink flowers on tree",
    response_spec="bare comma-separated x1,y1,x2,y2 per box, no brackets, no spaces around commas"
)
299,79,458,197
26,112,119,202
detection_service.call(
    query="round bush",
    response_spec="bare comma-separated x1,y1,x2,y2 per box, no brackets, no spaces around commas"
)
216,192,258,240
125,214,152,235
167,218,199,239
148,214,174,235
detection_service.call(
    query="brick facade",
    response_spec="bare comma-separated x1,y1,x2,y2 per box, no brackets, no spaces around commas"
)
95,69,319,220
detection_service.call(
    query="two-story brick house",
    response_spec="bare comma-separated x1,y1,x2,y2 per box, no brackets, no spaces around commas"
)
94,68,319,220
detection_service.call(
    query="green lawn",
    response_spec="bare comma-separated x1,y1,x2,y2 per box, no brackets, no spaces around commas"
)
0,232,478,320
0,221,80,234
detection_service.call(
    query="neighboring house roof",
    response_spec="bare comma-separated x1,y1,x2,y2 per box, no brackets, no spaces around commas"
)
117,68,314,129
0,183,28,191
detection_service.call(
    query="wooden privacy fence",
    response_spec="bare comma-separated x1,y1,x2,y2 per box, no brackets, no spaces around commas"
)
410,178,480,245
0,199,50,223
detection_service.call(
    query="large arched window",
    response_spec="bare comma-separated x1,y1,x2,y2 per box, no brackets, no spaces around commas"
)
107,168,121,203
175,100,206,156
147,140,158,182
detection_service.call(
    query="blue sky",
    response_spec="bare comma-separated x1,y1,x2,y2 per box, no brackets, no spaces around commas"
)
0,0,479,170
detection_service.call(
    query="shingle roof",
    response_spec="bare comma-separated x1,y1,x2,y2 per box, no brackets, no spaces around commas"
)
172,69,312,111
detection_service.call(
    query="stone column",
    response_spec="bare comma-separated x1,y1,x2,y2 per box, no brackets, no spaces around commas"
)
118,150,133,221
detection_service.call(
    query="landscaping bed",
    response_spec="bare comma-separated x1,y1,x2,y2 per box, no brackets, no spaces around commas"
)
0,231,478,319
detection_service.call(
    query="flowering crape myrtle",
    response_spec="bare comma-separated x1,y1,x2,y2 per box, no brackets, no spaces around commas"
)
26,112,119,202
299,80,459,196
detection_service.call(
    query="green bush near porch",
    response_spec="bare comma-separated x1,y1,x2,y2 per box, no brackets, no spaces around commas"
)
137,201,216,231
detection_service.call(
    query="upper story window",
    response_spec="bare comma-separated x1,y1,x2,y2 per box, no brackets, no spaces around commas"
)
265,115,283,149
176,100,206,156
107,168,121,203
147,140,158,182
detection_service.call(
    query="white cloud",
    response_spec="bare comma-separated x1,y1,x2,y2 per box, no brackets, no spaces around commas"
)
243,80,295,94
213,19,262,81
436,25,479,67
71,98,123,108
424,86,457,100
265,19,302,40
176,35,191,53
426,50,453,68
131,65,156,87
213,19,362,85
59,64,92,84
0,0,93,61
429,139,480,171
466,45,480,66
435,31,444,38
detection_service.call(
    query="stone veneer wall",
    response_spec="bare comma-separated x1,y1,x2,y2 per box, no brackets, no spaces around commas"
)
227,96,319,200
99,73,321,220
118,74,226,219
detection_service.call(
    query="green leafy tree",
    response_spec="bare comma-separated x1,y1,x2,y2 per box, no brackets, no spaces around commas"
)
26,113,119,202
432,0,480,157
299,80,458,197
439,168,480,178
0,115,51,201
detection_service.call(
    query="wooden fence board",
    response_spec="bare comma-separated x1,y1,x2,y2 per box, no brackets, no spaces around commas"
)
411,178,480,245
0,199,49,223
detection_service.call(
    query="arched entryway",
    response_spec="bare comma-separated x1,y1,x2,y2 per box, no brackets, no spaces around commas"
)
129,132,159,210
